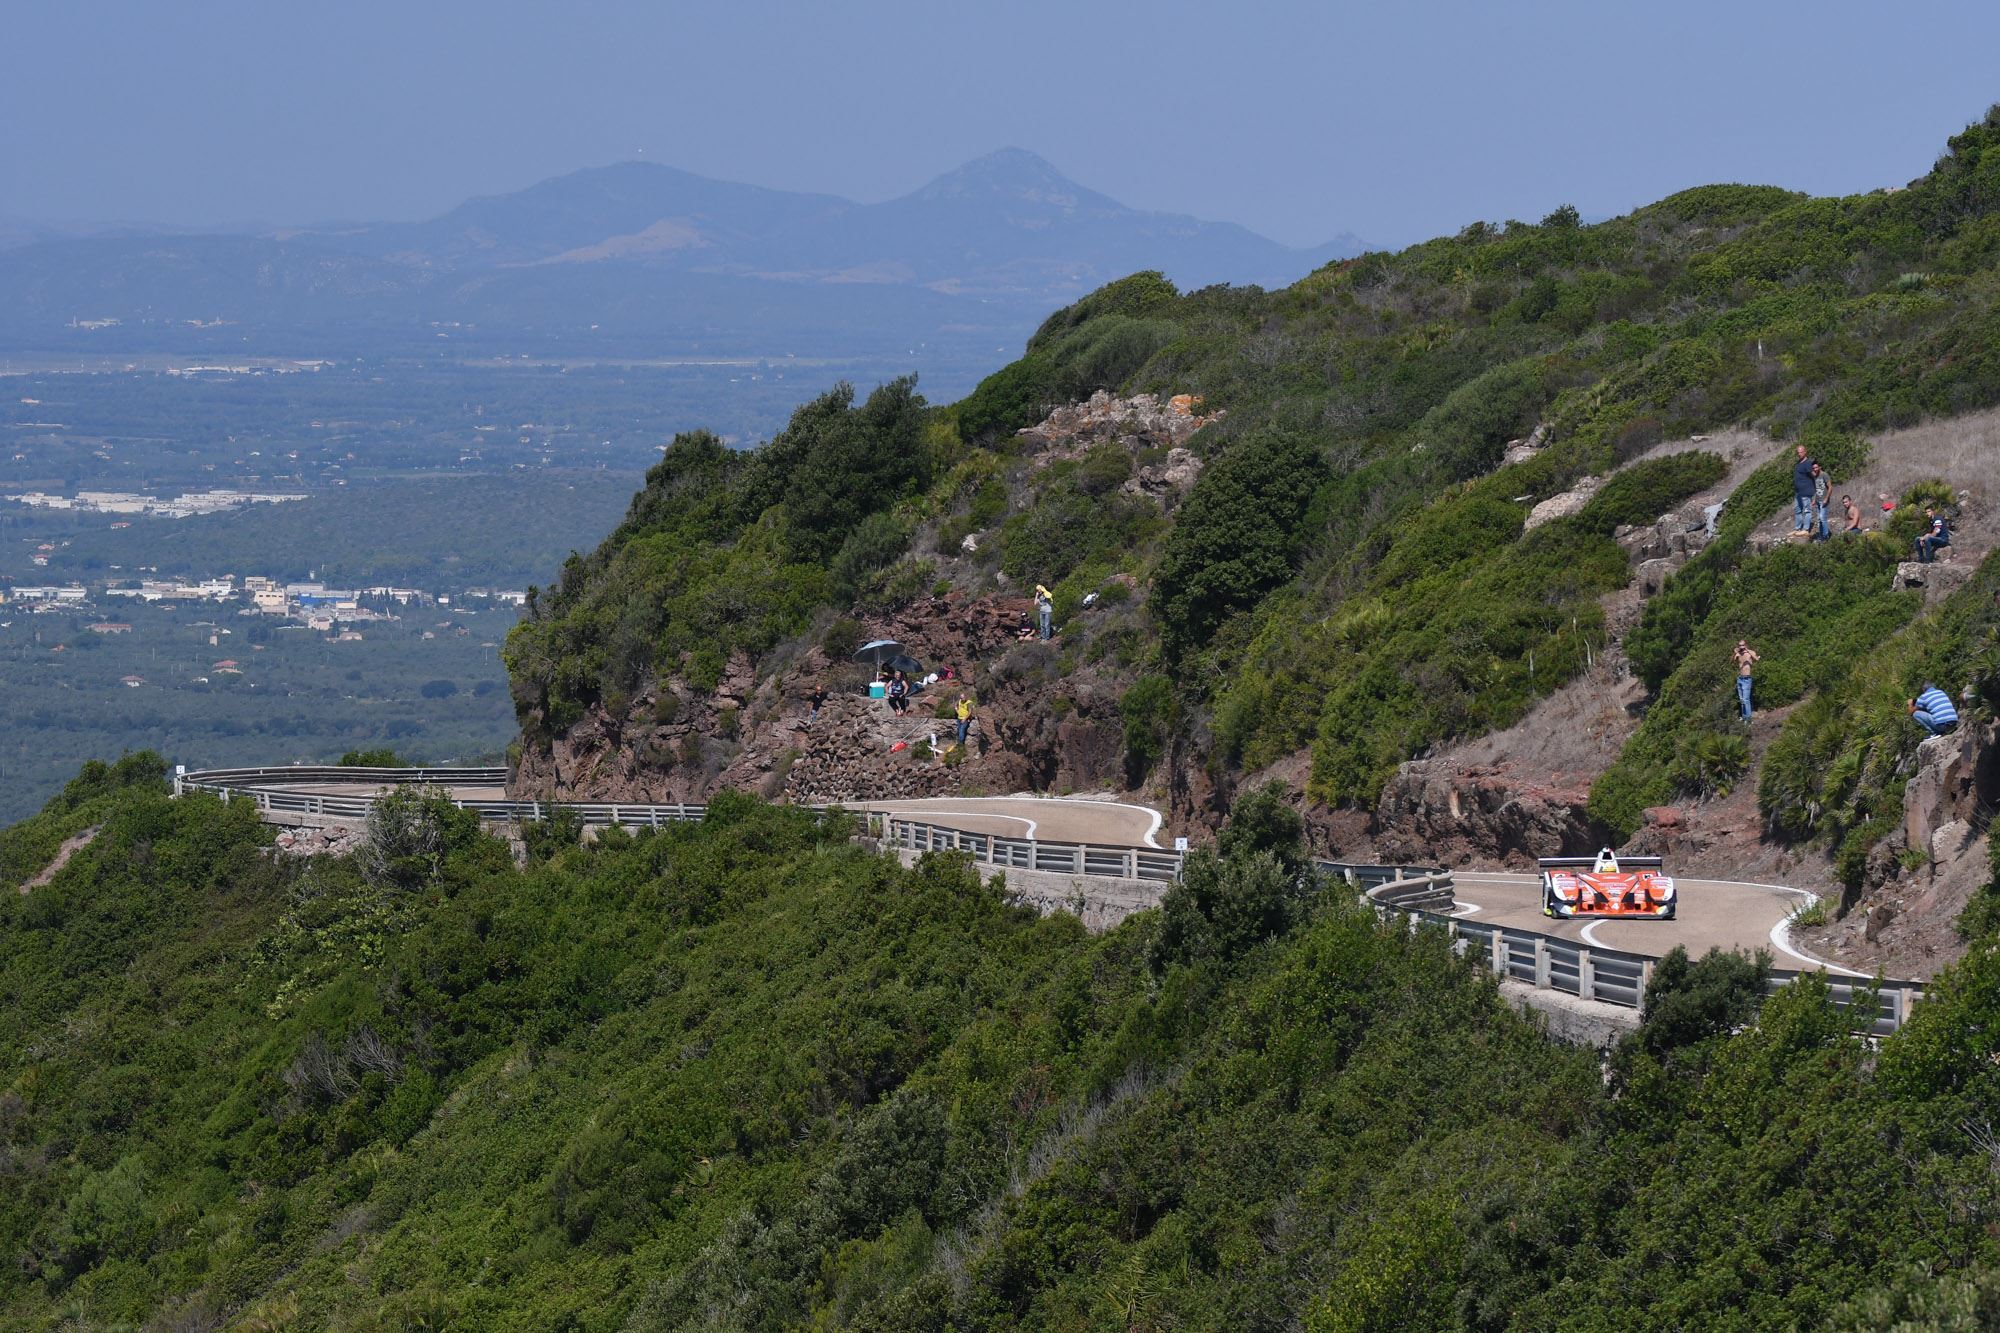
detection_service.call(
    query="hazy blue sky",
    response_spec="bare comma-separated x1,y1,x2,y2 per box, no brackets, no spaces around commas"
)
6,0,1998,247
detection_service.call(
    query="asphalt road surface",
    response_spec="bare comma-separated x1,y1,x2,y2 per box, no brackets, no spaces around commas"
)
1452,870,1855,972
220,774,1849,971
844,795,1165,847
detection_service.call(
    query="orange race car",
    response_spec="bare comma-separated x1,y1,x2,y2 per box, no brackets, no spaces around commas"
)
1540,849,1676,921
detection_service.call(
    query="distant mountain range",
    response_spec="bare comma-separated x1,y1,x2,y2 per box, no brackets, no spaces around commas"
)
0,151,1364,359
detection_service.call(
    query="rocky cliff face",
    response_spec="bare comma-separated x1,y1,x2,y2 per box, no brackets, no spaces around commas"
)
1373,761,1602,867
1797,721,1997,979
512,592,1136,808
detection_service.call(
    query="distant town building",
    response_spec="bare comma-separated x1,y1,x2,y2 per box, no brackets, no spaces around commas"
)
5,488,306,519
87,622,133,634
120,674,144,687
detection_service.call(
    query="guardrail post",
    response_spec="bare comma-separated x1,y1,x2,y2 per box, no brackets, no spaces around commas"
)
1639,959,1654,1016
1125,851,1136,879
1490,932,1505,978
1534,937,1550,989
1578,948,1595,1003
1888,987,1906,1031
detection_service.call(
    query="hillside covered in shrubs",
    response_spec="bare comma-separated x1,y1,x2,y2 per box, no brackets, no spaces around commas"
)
9,768,2000,1327
14,105,2000,1331
506,107,2000,905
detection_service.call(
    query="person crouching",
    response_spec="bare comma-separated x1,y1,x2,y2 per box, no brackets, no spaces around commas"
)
1909,683,1959,737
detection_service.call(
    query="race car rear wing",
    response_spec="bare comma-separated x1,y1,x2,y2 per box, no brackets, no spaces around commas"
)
1537,855,1666,869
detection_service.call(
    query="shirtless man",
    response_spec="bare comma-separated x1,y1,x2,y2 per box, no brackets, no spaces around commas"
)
1733,640,1760,722
1840,495,1863,535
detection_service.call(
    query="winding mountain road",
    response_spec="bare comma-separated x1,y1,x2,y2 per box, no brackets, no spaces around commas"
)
185,767,1850,973
1450,870,1855,973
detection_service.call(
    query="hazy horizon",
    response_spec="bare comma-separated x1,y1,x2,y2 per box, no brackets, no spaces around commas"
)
5,0,2000,249
0,148,1363,251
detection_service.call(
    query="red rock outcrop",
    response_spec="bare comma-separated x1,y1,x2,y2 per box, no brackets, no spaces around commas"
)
512,592,1135,808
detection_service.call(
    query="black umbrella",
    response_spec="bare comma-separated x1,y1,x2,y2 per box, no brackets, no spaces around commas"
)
852,639,906,665
886,654,925,675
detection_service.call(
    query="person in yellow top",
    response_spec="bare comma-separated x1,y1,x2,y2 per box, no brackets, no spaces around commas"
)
1033,584,1053,640
955,693,975,746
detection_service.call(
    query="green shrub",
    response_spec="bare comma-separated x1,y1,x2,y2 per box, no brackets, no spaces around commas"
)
1147,849,1301,973
829,512,912,602
820,617,864,662
1150,426,1327,659
1216,781,1309,877
1119,675,1177,784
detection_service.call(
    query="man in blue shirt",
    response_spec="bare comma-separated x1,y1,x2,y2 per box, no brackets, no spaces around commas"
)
1915,508,1952,564
1792,444,1816,532
1909,683,1959,736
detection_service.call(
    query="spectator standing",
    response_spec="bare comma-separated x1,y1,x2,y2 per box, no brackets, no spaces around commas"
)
807,684,826,725
1792,444,1816,532
1840,495,1863,536
1811,463,1832,541
1034,584,1054,641
1733,639,1760,722
1909,683,1959,736
1915,508,1952,564
955,693,975,746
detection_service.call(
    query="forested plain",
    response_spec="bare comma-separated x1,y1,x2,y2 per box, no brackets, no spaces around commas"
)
0,598,517,822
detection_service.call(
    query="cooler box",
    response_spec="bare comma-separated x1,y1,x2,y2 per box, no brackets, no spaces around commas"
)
868,681,887,699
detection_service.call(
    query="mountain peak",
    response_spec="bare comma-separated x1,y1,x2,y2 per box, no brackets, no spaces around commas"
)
908,148,1117,211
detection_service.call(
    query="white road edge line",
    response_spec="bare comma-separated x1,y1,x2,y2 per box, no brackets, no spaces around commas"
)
1769,891,1869,977
1012,795,1165,848
876,809,1038,839
867,795,1163,848
1579,920,1612,950
1459,869,1869,977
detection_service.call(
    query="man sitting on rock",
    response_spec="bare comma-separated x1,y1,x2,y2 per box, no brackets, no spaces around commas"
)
1915,507,1952,564
1910,683,1959,737
1840,495,1863,536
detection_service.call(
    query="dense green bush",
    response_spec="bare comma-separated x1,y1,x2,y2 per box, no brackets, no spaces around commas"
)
1118,673,1176,784
336,748,403,767
1150,426,1328,659
11,772,2000,1325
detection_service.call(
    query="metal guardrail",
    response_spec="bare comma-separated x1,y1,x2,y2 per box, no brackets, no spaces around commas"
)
174,766,1185,883
1340,863,1927,1036
1317,859,1438,891
178,770,1922,1031
871,813,1183,884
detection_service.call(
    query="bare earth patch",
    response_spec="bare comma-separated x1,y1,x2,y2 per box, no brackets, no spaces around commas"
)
23,826,99,892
